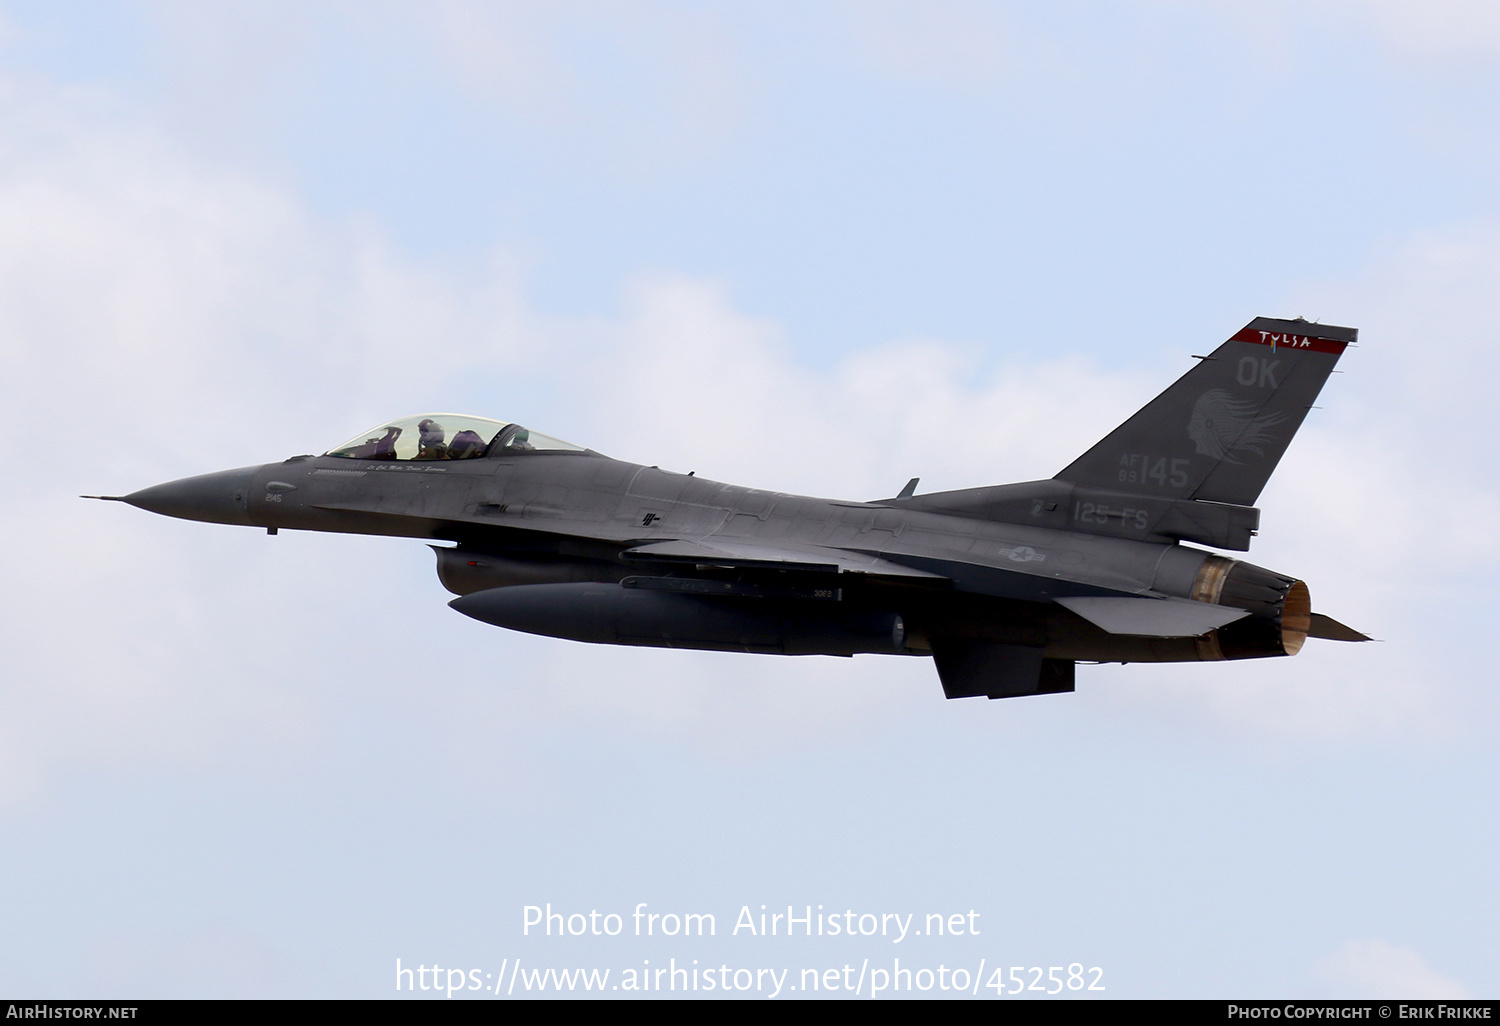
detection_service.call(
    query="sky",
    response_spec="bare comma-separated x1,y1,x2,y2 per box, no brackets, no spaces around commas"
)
0,0,1497,1000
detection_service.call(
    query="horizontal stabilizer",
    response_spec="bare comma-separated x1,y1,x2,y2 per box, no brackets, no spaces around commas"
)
1055,595,1249,637
1307,612,1372,642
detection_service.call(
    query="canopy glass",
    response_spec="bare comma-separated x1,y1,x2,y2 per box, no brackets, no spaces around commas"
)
325,414,586,461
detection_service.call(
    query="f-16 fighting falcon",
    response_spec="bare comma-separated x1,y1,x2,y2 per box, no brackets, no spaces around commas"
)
92,317,1370,700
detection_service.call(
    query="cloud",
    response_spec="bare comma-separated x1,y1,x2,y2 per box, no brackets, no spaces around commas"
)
1317,939,1471,998
584,272,1141,498
77,921,315,998
422,0,749,149
839,0,1016,90
110,1,751,175
1323,0,1500,56
0,67,536,802
567,269,1490,745
834,0,1500,114
3,34,1499,806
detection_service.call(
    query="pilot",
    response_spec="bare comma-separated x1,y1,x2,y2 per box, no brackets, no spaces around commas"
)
417,419,447,460
448,429,486,459
353,424,401,460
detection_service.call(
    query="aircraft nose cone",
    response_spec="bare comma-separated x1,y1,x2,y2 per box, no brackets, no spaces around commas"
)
124,466,259,526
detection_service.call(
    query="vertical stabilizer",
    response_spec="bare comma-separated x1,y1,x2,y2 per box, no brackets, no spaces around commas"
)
1054,317,1355,506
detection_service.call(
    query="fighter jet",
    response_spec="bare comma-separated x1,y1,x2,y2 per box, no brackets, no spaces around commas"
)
92,316,1370,700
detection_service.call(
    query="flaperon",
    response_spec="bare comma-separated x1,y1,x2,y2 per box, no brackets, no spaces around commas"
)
93,316,1369,700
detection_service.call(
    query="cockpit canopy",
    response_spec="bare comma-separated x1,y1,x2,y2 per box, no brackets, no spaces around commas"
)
326,414,586,462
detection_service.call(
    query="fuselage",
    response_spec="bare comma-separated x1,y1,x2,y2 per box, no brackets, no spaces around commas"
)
123,446,1299,664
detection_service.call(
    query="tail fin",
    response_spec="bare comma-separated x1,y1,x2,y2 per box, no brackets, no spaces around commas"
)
1055,317,1355,506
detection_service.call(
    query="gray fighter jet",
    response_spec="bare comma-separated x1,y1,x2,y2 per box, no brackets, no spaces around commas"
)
93,316,1370,700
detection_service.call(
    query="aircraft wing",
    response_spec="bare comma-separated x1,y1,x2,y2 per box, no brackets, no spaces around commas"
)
621,539,950,582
